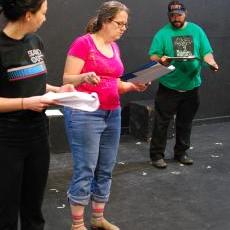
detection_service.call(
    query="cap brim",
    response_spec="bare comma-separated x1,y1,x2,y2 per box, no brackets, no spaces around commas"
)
169,10,185,15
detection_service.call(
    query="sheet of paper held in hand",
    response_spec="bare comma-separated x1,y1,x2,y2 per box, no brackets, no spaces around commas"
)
122,61,175,84
43,91,100,112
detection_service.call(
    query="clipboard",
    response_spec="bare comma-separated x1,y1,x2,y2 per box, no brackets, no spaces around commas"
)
122,61,175,84
167,55,195,61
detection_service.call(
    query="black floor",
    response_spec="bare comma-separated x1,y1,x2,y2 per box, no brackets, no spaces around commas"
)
43,122,230,230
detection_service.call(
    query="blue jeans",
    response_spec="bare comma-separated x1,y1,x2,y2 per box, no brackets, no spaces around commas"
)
64,107,121,205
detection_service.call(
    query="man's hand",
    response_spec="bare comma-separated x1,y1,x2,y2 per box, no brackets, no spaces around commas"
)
159,56,172,66
208,62,219,72
204,53,219,72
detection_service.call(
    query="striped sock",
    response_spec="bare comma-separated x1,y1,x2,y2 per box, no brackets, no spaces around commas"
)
72,214,85,230
91,207,104,220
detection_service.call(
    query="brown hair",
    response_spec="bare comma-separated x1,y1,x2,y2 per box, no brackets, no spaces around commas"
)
85,1,129,33
0,0,45,21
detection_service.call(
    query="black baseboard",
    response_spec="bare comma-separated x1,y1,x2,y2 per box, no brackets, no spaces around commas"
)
46,108,230,154
129,100,175,142
46,110,70,154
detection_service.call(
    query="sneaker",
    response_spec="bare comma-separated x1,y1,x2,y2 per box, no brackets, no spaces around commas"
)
174,154,193,165
151,159,167,169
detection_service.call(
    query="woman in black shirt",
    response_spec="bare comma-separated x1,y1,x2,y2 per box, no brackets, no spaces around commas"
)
0,1,73,229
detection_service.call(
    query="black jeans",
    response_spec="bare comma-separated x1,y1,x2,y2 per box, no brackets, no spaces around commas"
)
150,84,200,161
0,115,50,230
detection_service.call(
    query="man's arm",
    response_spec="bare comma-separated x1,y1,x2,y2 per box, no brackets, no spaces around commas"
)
150,54,172,66
150,54,161,62
203,53,219,71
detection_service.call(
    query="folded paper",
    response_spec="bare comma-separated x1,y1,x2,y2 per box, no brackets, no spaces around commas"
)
43,91,100,112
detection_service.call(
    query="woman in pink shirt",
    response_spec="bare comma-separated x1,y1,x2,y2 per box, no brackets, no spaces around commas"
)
63,1,147,229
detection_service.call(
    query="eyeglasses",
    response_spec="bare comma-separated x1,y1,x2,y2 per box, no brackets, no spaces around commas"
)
111,20,128,29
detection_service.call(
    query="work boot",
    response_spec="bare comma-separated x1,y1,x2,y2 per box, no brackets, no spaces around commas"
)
174,154,193,165
151,159,167,169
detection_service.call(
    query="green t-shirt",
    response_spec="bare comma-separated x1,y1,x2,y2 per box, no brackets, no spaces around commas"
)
148,22,213,90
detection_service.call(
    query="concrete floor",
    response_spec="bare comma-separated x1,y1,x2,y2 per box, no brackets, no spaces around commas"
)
43,122,230,230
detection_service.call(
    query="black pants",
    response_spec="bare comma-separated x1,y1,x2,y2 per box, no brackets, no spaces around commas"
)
0,116,50,230
150,84,200,161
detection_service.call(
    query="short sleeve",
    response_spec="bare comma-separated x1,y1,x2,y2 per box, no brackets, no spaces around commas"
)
35,34,47,62
68,36,89,61
148,31,164,57
198,27,213,58
36,34,44,51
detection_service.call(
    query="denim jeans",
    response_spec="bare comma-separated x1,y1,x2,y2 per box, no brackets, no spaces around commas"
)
64,107,121,205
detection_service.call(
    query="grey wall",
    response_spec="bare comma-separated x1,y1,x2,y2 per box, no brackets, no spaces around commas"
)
2,0,230,121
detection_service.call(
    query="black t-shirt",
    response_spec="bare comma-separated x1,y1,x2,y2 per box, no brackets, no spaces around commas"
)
0,31,47,120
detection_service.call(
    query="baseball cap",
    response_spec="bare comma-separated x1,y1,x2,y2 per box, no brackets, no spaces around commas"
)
168,1,186,14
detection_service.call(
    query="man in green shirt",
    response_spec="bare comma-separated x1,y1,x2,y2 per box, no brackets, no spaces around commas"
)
149,0,219,169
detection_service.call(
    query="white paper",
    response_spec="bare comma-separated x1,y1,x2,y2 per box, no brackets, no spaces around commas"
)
127,63,175,84
45,109,63,116
43,91,100,112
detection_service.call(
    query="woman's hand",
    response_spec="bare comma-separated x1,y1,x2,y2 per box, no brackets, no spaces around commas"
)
118,80,150,94
131,82,150,92
81,72,100,85
58,84,76,92
22,96,57,112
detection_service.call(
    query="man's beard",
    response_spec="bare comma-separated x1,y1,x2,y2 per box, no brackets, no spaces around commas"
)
171,20,185,28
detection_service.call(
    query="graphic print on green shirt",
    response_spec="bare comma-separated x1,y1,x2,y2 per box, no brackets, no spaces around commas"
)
173,35,194,57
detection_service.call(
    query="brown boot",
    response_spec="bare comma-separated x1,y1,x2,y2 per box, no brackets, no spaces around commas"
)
91,217,120,230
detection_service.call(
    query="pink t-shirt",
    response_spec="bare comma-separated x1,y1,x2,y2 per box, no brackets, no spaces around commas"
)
68,34,124,110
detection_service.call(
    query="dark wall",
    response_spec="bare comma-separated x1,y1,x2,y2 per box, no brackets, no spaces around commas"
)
1,0,230,120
